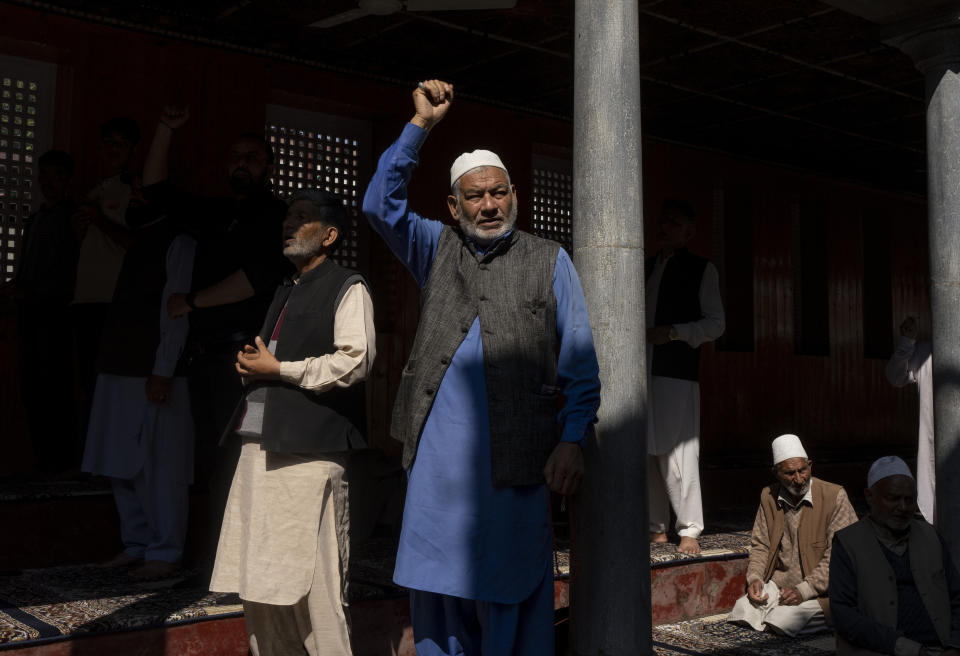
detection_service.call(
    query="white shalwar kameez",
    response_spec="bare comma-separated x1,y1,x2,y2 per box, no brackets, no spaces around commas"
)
646,253,725,538
82,235,195,563
885,336,935,524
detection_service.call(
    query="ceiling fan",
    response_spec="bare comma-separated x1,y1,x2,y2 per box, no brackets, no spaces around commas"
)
310,0,518,29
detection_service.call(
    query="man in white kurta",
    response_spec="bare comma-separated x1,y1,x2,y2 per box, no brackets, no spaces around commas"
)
885,315,935,525
209,191,376,656
82,232,195,577
646,199,725,554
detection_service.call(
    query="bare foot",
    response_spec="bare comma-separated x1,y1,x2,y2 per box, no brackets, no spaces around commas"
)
650,532,669,544
94,552,143,568
130,560,180,580
677,537,701,555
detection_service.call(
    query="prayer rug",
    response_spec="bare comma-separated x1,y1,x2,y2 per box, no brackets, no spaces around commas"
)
0,537,411,648
0,564,241,647
651,530,752,567
653,613,837,655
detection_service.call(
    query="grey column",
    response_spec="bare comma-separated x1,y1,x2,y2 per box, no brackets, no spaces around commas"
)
570,1,650,655
896,22,960,563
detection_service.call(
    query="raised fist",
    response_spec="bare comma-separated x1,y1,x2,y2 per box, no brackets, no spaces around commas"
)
411,79,454,131
159,105,190,130
899,316,918,339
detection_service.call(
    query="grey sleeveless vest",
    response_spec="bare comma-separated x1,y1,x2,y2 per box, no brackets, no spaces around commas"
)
392,227,561,487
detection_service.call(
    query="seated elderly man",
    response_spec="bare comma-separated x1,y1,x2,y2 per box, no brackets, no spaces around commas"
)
728,434,858,636
830,456,960,656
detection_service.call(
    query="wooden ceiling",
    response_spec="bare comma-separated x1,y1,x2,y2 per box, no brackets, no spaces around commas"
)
11,0,928,193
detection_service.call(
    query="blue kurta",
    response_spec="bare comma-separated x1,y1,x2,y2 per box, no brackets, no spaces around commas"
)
363,123,601,603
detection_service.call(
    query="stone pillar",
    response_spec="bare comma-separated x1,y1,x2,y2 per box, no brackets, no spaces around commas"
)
570,1,651,654
895,20,960,563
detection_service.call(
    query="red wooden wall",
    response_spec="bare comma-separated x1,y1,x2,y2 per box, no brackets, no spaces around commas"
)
1,5,927,470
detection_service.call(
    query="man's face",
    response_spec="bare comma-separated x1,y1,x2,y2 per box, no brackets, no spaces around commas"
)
866,475,917,533
447,166,517,246
38,164,68,202
774,457,812,499
282,199,334,261
227,138,270,195
100,132,133,174
657,208,695,251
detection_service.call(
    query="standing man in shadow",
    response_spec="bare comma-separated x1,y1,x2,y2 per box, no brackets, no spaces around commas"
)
646,198,725,554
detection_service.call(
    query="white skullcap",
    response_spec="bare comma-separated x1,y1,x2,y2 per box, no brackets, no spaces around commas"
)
867,456,915,488
771,434,808,465
449,149,507,188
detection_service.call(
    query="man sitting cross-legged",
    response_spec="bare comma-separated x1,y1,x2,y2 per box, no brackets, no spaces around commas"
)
728,433,858,636
831,456,960,656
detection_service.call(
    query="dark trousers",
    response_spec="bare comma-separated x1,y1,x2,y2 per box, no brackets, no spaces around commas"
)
187,348,244,570
18,303,77,472
70,302,107,455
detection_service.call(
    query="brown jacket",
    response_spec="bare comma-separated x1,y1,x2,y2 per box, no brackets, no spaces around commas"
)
749,477,856,616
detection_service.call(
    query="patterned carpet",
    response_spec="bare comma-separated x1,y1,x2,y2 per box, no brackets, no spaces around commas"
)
653,614,837,655
0,532,754,649
0,564,241,647
0,537,408,648
650,530,752,568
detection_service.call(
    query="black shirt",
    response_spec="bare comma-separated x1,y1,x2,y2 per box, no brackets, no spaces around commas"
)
143,180,291,343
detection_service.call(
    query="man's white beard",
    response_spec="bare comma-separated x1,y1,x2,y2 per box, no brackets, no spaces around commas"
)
283,235,323,261
786,481,810,498
458,202,518,246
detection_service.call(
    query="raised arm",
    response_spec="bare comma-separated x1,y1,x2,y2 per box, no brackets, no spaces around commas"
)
143,106,189,188
886,317,926,388
361,80,454,286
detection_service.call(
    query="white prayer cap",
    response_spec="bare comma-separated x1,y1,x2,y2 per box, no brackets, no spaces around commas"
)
450,149,508,188
771,434,808,465
867,456,915,488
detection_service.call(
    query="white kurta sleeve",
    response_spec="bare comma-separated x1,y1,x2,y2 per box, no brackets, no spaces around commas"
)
672,261,725,348
153,235,196,377
277,282,376,393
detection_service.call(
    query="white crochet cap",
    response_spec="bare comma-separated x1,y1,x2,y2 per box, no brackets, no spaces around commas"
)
867,456,915,488
771,434,808,465
450,149,507,188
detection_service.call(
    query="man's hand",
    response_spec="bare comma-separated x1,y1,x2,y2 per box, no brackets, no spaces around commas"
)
647,325,673,346
71,204,97,240
167,293,191,318
411,80,454,131
543,442,584,496
900,316,918,339
778,586,802,606
746,580,769,606
145,375,173,405
236,336,281,380
159,105,190,130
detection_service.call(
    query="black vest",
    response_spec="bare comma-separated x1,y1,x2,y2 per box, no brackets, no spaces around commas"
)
645,248,708,381
226,259,368,453
97,220,187,377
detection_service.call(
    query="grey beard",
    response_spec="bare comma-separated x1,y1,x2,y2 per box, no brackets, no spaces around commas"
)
786,481,810,498
283,238,323,261
457,203,518,246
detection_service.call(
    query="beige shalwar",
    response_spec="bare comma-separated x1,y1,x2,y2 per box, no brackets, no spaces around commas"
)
209,282,375,656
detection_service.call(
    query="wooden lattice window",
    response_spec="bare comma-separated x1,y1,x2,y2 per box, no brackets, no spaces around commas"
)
531,154,573,253
265,105,371,272
1,56,56,281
